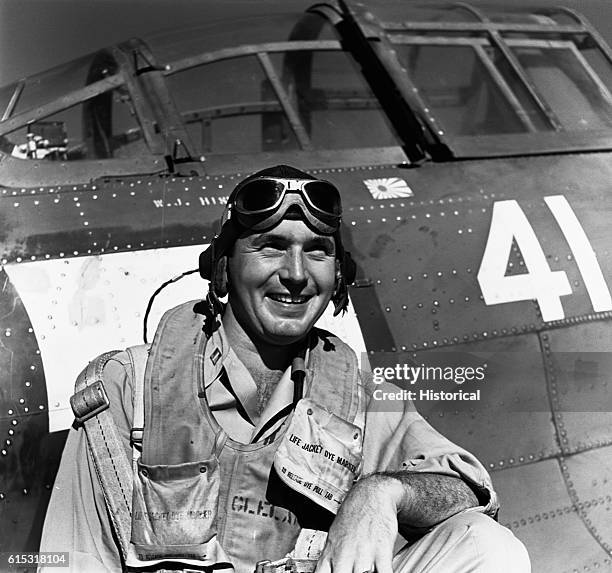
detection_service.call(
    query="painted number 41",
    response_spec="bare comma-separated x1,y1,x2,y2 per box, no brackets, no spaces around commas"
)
477,195,612,322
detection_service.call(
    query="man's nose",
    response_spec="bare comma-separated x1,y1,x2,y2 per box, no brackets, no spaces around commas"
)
279,250,307,284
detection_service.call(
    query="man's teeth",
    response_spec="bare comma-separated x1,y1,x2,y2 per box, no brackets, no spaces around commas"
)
269,294,309,304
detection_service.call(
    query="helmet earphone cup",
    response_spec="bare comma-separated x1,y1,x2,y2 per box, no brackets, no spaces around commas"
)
199,220,238,290
199,242,228,297
199,245,214,280
341,250,356,285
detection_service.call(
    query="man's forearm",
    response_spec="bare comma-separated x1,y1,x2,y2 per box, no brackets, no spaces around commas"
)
315,471,481,573
365,471,480,529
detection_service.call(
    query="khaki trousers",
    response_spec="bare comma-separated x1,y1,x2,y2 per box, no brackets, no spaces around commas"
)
393,512,531,572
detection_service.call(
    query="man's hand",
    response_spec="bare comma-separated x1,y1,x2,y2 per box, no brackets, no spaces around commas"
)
314,472,480,573
314,474,402,573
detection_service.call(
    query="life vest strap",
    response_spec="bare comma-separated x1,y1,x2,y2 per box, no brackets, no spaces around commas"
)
72,350,133,562
126,344,150,459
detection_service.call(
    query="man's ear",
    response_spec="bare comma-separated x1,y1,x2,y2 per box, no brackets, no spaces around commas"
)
213,256,229,297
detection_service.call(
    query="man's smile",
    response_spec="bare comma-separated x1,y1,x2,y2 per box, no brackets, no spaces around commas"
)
267,293,312,304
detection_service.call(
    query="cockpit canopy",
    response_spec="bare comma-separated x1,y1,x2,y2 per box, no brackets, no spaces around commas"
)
1,2,611,168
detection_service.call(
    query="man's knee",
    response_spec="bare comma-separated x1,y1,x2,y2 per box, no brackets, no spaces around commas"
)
442,511,530,572
394,511,531,573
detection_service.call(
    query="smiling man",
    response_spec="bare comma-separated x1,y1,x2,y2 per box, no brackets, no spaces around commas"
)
40,165,529,573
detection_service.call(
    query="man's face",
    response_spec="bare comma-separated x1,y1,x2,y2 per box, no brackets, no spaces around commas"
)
226,218,336,346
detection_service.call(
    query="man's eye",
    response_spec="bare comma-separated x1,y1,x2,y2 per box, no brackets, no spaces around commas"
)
310,242,335,255
307,246,334,258
260,242,285,252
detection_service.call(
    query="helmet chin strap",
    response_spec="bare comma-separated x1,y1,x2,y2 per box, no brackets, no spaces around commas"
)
193,288,225,337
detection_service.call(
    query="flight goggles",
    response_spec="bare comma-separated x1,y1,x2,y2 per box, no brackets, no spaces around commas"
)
230,177,342,234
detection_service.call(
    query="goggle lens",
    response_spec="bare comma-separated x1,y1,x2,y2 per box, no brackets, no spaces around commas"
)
234,180,284,212
303,181,341,216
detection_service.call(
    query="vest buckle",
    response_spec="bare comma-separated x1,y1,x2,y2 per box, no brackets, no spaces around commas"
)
71,380,110,424
130,427,144,447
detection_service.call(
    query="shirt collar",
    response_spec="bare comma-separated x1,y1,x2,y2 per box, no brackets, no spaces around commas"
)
202,321,313,442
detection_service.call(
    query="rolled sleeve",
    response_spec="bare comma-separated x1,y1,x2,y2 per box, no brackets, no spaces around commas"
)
362,379,498,518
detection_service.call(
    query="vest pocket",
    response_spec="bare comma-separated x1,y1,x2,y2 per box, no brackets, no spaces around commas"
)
131,458,220,559
274,398,363,515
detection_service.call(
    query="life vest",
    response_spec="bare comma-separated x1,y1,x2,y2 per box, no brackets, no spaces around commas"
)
71,301,365,573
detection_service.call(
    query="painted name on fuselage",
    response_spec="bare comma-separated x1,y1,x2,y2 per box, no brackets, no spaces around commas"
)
152,196,229,208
